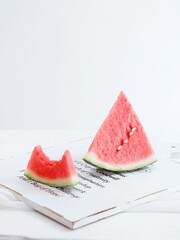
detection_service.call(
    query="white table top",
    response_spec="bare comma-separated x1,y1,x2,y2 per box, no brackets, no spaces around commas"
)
0,130,180,240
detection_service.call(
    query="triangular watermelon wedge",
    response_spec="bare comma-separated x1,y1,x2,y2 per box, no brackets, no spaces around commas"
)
83,91,157,171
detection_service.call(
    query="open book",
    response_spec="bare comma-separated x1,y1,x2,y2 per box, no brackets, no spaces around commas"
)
0,138,180,229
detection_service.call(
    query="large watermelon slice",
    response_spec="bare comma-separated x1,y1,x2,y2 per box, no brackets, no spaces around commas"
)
24,146,79,187
83,91,157,171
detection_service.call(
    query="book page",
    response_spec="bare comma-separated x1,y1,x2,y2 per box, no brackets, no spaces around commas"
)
0,138,180,228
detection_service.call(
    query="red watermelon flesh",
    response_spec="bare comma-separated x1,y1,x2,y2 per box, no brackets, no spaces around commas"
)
24,146,79,187
83,91,157,171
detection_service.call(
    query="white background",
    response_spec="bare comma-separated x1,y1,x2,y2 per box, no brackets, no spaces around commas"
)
0,0,180,135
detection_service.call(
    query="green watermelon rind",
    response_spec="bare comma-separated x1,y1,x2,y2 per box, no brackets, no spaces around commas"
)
24,170,80,187
83,152,157,172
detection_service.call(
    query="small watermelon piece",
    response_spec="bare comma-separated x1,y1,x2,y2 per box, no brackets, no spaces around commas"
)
24,146,79,187
83,91,157,171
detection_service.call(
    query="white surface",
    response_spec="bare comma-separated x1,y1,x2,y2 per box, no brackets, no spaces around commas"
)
2,137,180,229
0,0,180,135
0,130,180,239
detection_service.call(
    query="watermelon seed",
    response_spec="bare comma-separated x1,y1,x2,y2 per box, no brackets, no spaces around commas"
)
123,139,128,144
129,131,134,136
132,127,136,132
117,145,123,150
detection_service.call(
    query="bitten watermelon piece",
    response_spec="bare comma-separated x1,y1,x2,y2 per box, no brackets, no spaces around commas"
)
83,91,157,171
24,146,79,187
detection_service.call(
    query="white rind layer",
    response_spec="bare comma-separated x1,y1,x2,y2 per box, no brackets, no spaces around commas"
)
24,170,79,187
83,152,157,171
